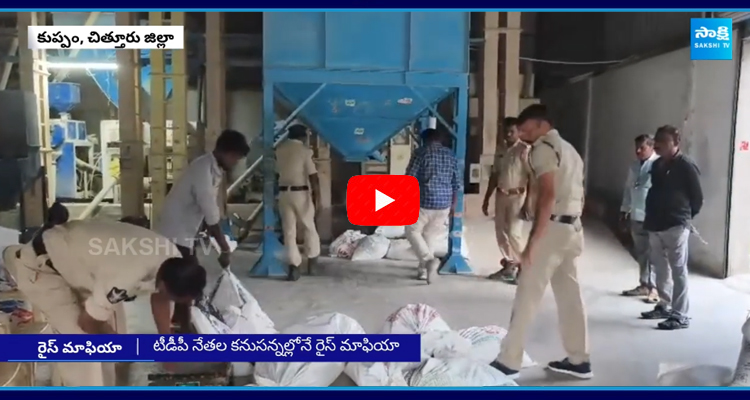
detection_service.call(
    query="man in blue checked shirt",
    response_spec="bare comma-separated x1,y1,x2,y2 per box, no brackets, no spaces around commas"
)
405,128,462,285
619,134,659,303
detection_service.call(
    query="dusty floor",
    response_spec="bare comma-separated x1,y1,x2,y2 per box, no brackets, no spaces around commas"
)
37,217,750,386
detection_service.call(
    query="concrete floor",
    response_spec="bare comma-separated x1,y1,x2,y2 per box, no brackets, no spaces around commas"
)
33,216,750,386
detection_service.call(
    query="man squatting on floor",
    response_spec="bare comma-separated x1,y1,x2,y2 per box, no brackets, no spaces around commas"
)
483,117,534,284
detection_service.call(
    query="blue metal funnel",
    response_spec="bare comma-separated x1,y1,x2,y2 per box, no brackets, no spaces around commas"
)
48,82,81,114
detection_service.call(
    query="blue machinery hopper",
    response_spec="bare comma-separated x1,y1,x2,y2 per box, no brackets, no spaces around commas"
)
252,12,473,277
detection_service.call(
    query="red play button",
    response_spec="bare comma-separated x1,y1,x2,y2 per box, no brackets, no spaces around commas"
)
346,175,420,226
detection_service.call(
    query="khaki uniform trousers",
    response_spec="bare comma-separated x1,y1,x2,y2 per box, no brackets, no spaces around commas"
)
278,190,321,267
3,245,126,386
494,192,527,262
497,221,590,370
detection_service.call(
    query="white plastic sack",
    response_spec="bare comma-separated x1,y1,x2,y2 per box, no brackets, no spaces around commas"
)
381,304,452,335
329,230,367,259
344,362,408,387
658,363,733,386
254,313,365,387
374,226,405,239
458,325,536,368
731,339,750,386
209,234,238,254
191,304,232,335
406,358,518,387
351,234,390,261
385,239,418,261
0,227,19,291
208,269,275,334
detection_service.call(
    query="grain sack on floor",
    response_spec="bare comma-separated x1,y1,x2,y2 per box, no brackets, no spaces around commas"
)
374,226,405,239
344,362,408,387
350,234,390,261
254,313,365,386
329,230,367,259
458,326,536,368
406,358,518,387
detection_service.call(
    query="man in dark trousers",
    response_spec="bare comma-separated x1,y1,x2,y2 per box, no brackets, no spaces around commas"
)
640,125,703,330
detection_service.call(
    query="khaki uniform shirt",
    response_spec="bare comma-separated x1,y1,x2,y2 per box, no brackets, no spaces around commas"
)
276,139,317,186
528,129,585,216
492,140,531,190
40,220,181,322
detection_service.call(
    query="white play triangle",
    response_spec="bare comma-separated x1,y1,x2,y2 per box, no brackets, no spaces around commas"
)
375,189,395,212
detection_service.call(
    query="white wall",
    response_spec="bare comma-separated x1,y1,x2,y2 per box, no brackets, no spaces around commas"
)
542,44,739,278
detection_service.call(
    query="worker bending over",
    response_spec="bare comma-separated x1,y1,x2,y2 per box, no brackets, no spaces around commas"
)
155,129,249,330
405,128,462,285
482,117,533,284
492,104,592,380
275,124,321,281
3,206,207,386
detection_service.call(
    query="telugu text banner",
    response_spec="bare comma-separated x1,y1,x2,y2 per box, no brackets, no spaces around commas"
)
28,25,184,50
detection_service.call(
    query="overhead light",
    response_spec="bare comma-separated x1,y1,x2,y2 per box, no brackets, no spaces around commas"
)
46,62,118,70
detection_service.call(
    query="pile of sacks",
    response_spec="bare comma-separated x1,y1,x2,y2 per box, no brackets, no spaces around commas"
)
329,224,470,262
193,275,529,386
345,303,533,387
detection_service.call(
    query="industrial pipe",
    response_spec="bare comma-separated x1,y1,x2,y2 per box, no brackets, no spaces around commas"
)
78,177,119,220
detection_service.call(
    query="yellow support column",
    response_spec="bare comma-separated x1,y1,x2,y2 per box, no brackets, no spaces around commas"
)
170,12,189,182
205,12,227,215
116,11,145,218
17,12,52,227
149,12,168,222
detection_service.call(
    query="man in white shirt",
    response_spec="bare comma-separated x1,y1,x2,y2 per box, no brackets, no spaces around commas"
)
155,129,249,329
620,134,659,303
275,124,321,281
3,208,207,386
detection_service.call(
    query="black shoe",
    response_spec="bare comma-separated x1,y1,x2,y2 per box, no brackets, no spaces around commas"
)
287,266,301,282
640,305,671,320
489,361,520,379
307,257,318,276
657,316,689,330
546,358,594,379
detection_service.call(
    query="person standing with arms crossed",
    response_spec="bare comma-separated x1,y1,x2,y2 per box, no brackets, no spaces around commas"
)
405,128,462,285
275,124,322,282
620,134,659,303
640,125,703,330
483,117,533,284
491,104,592,380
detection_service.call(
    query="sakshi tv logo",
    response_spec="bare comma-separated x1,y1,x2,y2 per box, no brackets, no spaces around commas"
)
690,18,732,61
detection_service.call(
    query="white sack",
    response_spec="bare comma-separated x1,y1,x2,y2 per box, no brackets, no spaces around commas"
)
374,226,405,239
406,358,518,387
254,313,365,387
0,227,19,291
380,304,453,370
344,362,408,387
458,325,536,368
384,227,471,261
209,234,238,253
191,303,232,335
329,230,367,259
658,363,733,386
351,234,390,261
208,269,275,334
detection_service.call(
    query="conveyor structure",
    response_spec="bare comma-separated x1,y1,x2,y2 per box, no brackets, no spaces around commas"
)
254,12,472,277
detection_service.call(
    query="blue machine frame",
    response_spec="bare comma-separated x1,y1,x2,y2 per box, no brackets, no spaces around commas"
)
252,12,472,278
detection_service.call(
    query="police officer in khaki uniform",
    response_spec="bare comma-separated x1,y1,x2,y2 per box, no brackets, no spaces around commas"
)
491,104,592,380
2,211,207,386
275,124,321,281
482,117,533,284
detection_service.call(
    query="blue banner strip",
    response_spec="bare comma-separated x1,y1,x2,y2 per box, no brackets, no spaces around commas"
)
2,334,420,363
0,5,749,10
